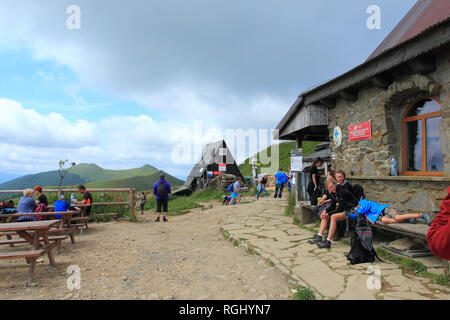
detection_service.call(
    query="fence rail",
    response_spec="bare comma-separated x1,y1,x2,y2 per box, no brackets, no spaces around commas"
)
0,188,137,221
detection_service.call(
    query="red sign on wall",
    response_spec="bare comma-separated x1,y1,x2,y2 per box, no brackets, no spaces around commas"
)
213,171,222,176
348,121,372,142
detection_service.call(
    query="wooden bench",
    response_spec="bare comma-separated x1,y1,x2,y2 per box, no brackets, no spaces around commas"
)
295,201,318,225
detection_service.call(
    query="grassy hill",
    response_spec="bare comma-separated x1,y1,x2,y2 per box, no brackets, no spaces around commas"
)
238,141,320,176
0,163,159,191
70,163,159,183
0,163,182,201
85,171,184,191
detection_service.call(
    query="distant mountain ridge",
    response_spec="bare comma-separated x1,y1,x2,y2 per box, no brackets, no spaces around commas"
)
0,163,178,192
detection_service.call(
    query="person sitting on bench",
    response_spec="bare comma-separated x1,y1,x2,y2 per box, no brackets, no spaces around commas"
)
354,199,432,225
17,189,38,222
427,187,450,261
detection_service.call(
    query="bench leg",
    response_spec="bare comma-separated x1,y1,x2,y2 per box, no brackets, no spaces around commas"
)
7,235,15,248
42,234,56,267
69,232,76,244
26,259,37,287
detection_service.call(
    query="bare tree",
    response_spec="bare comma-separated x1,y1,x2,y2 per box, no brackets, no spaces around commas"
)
58,160,76,199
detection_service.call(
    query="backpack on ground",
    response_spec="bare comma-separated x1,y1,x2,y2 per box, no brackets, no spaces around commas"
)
310,183,325,206
157,182,168,198
227,183,234,193
346,215,383,265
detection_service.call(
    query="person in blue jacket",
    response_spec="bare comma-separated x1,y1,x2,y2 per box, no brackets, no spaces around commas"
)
355,199,432,225
153,175,172,222
274,168,289,199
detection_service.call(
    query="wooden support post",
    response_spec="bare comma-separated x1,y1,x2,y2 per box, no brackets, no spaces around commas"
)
129,188,136,221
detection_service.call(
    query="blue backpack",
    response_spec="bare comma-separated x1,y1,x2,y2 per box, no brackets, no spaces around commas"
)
227,184,234,193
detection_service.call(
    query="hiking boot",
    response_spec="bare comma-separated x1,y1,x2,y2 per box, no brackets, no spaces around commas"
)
332,234,342,242
155,217,160,222
317,239,331,249
308,234,322,244
163,217,168,223
418,213,433,226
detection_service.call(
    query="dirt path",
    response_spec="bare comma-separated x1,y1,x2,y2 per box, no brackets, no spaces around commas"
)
0,198,293,300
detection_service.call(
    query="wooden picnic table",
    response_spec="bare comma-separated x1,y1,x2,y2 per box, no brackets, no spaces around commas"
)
0,220,60,286
0,211,78,245
48,204,90,232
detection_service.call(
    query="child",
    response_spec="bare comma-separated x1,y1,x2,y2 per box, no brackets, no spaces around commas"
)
354,199,433,225
223,194,232,206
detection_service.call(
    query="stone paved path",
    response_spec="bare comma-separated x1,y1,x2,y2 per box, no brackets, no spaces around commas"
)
221,196,450,300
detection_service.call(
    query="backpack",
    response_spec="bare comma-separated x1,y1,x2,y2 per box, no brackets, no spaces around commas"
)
352,184,365,201
157,182,168,198
310,184,325,205
227,184,234,193
346,215,383,265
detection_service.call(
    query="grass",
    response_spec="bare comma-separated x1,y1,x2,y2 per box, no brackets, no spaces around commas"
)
238,141,320,177
292,286,316,300
284,193,296,217
142,189,226,216
376,247,450,287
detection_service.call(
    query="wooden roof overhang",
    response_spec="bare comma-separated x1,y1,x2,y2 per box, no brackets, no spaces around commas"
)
276,17,450,141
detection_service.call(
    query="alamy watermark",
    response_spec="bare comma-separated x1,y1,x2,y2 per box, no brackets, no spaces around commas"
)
66,5,81,30
170,122,281,174
367,5,381,30
366,265,382,290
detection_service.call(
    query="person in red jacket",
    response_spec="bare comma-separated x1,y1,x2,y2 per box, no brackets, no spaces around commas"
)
427,187,450,261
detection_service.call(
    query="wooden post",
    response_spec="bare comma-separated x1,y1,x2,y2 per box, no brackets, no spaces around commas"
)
129,188,136,221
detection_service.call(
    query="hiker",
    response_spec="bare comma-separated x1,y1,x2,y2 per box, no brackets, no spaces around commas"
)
17,189,37,222
153,175,171,222
310,179,358,248
223,194,232,205
256,175,268,200
138,192,147,215
307,158,324,204
427,187,450,260
34,186,48,207
287,166,293,193
274,168,289,199
335,170,354,194
311,179,337,219
54,192,70,219
355,199,433,225
74,185,93,216
231,177,242,205
327,165,336,183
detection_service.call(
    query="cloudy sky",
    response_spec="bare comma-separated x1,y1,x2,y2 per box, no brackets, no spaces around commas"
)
0,0,416,181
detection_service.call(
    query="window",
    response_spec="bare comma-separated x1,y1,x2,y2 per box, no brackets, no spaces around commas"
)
402,98,443,175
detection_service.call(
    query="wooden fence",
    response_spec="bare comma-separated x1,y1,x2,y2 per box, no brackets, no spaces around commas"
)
0,188,137,221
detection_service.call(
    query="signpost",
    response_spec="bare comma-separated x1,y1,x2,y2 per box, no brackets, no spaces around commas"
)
290,149,303,172
349,121,372,141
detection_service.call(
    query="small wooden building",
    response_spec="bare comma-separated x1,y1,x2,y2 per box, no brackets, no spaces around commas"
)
276,0,450,213
173,140,244,195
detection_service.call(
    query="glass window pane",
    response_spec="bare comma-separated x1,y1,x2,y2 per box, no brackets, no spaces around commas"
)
406,120,422,171
426,116,443,172
407,99,441,117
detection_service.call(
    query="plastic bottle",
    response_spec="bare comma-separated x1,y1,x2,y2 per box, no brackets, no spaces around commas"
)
390,156,398,176
61,193,65,200
71,192,75,204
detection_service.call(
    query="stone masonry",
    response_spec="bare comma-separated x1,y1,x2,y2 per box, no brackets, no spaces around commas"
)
327,50,450,213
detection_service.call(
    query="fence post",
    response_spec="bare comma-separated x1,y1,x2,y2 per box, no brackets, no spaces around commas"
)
129,188,136,221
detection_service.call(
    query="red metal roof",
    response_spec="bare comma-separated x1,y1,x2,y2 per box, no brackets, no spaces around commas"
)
368,0,450,60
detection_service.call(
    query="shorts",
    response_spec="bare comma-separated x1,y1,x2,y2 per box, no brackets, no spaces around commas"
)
231,192,240,199
156,199,168,213
378,206,399,221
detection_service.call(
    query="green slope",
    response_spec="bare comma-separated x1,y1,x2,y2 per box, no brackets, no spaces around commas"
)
238,141,320,176
85,171,184,191
70,163,159,183
0,163,159,190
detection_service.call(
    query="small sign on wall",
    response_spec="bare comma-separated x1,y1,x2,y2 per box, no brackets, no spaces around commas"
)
219,164,227,172
349,121,372,142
